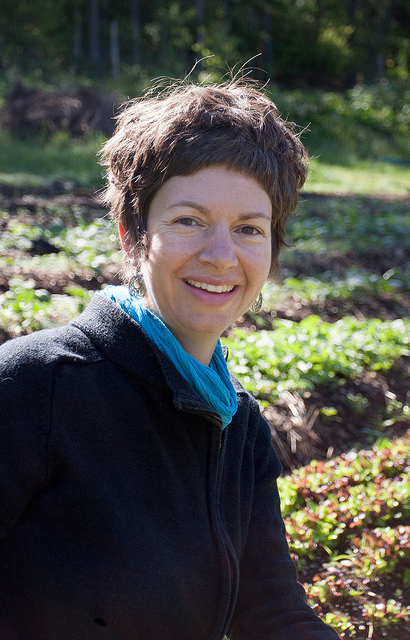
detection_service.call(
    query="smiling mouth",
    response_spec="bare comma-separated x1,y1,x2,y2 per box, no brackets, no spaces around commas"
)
186,279,235,293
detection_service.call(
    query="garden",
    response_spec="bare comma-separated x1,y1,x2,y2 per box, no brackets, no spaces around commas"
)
0,82,409,638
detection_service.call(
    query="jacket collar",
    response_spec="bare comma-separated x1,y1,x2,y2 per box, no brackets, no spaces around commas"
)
71,293,225,425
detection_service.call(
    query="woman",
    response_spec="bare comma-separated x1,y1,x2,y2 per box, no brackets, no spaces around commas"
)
0,81,340,639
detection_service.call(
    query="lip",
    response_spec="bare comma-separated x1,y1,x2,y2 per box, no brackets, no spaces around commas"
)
185,278,236,293
183,278,238,305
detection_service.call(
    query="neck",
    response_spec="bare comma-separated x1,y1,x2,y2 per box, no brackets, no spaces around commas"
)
171,334,217,366
142,297,217,366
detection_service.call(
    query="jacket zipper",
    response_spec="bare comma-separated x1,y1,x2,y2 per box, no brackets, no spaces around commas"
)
209,427,239,640
179,405,239,639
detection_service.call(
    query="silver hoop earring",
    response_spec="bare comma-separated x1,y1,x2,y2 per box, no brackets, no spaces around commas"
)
250,292,263,313
129,273,145,298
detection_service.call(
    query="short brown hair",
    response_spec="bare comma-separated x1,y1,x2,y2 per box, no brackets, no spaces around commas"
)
100,80,309,279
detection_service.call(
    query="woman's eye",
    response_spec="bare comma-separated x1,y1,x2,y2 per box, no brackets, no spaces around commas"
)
240,225,262,236
176,217,198,226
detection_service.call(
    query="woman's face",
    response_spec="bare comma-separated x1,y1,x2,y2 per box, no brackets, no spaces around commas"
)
140,165,272,364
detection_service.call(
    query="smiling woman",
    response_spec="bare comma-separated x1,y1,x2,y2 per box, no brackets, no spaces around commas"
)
139,167,272,364
0,80,341,639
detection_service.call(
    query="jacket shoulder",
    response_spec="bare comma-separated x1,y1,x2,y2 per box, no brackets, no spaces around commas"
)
0,324,102,389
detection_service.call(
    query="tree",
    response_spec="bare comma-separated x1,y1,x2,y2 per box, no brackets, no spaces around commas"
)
0,0,407,87
89,0,101,64
130,0,142,64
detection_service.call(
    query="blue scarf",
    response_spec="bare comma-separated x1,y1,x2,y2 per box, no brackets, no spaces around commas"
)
102,285,238,429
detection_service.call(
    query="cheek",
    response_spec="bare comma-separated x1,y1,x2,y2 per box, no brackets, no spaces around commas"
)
142,237,185,281
142,235,166,270
247,246,271,282
148,233,197,267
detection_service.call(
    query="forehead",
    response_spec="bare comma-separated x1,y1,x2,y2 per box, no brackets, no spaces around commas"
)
149,165,272,216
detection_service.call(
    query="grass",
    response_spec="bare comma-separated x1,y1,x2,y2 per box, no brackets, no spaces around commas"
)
0,132,105,188
0,129,408,196
0,83,409,638
0,77,409,196
306,159,410,196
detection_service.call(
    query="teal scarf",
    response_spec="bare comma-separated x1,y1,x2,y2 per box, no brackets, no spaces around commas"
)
102,285,238,429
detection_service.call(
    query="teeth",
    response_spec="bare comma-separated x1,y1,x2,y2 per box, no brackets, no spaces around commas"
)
186,279,234,293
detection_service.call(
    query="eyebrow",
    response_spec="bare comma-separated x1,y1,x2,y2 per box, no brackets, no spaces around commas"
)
167,201,272,220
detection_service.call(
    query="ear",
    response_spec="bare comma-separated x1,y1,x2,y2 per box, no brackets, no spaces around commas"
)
118,223,140,268
118,222,133,256
118,223,127,252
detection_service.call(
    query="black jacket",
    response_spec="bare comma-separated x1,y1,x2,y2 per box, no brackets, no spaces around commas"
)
0,294,339,639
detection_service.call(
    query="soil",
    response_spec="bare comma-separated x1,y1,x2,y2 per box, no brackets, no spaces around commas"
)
1,184,409,472
299,556,410,640
1,184,409,639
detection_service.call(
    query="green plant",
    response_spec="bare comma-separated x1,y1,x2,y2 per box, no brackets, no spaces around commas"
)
0,131,104,187
222,316,410,403
274,80,410,163
0,278,93,337
277,434,410,637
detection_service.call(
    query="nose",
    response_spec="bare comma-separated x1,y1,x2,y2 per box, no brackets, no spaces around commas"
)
198,225,239,270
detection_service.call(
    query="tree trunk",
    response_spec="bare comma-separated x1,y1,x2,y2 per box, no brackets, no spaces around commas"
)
130,0,141,65
373,1,392,80
73,1,82,62
262,9,273,69
110,20,120,79
195,0,205,44
89,0,100,64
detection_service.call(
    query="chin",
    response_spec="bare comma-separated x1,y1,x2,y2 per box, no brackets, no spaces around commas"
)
187,316,233,336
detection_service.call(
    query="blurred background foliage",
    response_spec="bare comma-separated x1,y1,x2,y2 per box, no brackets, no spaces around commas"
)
0,0,408,173
0,0,408,89
0,3,409,637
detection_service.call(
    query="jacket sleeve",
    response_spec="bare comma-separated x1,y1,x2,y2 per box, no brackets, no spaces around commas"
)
0,337,50,539
229,413,340,640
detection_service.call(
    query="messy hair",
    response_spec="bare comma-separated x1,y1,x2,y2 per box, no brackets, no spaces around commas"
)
99,79,309,279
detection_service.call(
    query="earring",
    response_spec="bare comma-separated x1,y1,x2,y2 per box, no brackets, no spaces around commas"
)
250,292,263,313
129,273,145,298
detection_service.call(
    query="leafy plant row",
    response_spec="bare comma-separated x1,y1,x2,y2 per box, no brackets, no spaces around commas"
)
0,214,119,272
291,195,410,256
264,271,410,317
277,434,410,637
223,316,410,404
0,277,92,338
